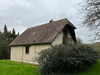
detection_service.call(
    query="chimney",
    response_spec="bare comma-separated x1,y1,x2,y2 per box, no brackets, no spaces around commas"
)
49,19,53,23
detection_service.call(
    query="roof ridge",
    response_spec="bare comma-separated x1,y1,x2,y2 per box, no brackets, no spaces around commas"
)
27,18,67,29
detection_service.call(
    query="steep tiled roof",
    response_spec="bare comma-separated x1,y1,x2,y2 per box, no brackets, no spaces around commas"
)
10,18,76,46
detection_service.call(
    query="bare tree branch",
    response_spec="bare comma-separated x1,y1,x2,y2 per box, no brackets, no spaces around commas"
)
82,0,100,40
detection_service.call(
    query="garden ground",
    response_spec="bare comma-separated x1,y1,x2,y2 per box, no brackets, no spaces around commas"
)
0,60,100,75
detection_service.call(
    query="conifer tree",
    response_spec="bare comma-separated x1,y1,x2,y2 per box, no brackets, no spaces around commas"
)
0,24,19,59
0,31,9,59
3,24,8,39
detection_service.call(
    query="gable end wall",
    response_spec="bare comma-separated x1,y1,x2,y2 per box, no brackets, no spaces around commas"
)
51,30,74,46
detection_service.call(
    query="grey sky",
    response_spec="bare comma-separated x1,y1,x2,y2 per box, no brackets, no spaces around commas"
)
0,0,93,43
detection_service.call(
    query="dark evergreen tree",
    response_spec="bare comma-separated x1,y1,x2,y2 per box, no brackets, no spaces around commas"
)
3,24,8,39
0,24,19,59
11,28,17,39
17,32,20,36
4,24,8,34
0,31,9,59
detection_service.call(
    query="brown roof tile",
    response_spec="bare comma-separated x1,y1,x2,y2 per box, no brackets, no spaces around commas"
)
10,18,76,46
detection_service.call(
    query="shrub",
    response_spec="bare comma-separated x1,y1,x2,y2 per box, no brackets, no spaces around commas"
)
37,44,99,75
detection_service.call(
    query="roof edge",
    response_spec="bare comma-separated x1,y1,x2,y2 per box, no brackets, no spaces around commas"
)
65,18,77,29
10,42,51,47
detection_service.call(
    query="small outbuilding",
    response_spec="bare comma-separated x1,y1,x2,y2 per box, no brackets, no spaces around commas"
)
10,18,77,64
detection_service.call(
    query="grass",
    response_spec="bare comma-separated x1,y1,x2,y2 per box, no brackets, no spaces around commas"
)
0,60,100,75
0,60,39,75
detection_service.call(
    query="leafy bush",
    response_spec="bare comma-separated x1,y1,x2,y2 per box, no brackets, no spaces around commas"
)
37,44,99,75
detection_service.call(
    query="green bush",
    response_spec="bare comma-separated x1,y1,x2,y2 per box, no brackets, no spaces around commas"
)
37,44,99,75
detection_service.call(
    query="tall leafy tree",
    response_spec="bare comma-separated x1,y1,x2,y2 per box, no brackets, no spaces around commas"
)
82,0,100,40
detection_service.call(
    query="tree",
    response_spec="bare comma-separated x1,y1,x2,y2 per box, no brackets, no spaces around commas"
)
0,31,9,59
3,24,8,39
17,32,20,36
4,24,8,33
82,0,100,40
11,28,17,40
3,25,19,43
0,25,19,59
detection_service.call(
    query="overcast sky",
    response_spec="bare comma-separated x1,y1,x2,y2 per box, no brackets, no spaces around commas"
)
0,0,94,43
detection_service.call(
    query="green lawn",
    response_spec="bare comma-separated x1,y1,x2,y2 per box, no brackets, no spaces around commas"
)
0,60,100,75
0,60,39,75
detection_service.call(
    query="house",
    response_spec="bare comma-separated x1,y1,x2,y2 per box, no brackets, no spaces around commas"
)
10,18,77,64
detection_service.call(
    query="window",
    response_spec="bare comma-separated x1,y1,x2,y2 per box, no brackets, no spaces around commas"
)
25,46,29,54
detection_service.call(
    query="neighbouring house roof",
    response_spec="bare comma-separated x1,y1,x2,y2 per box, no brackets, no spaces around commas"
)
10,18,76,46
